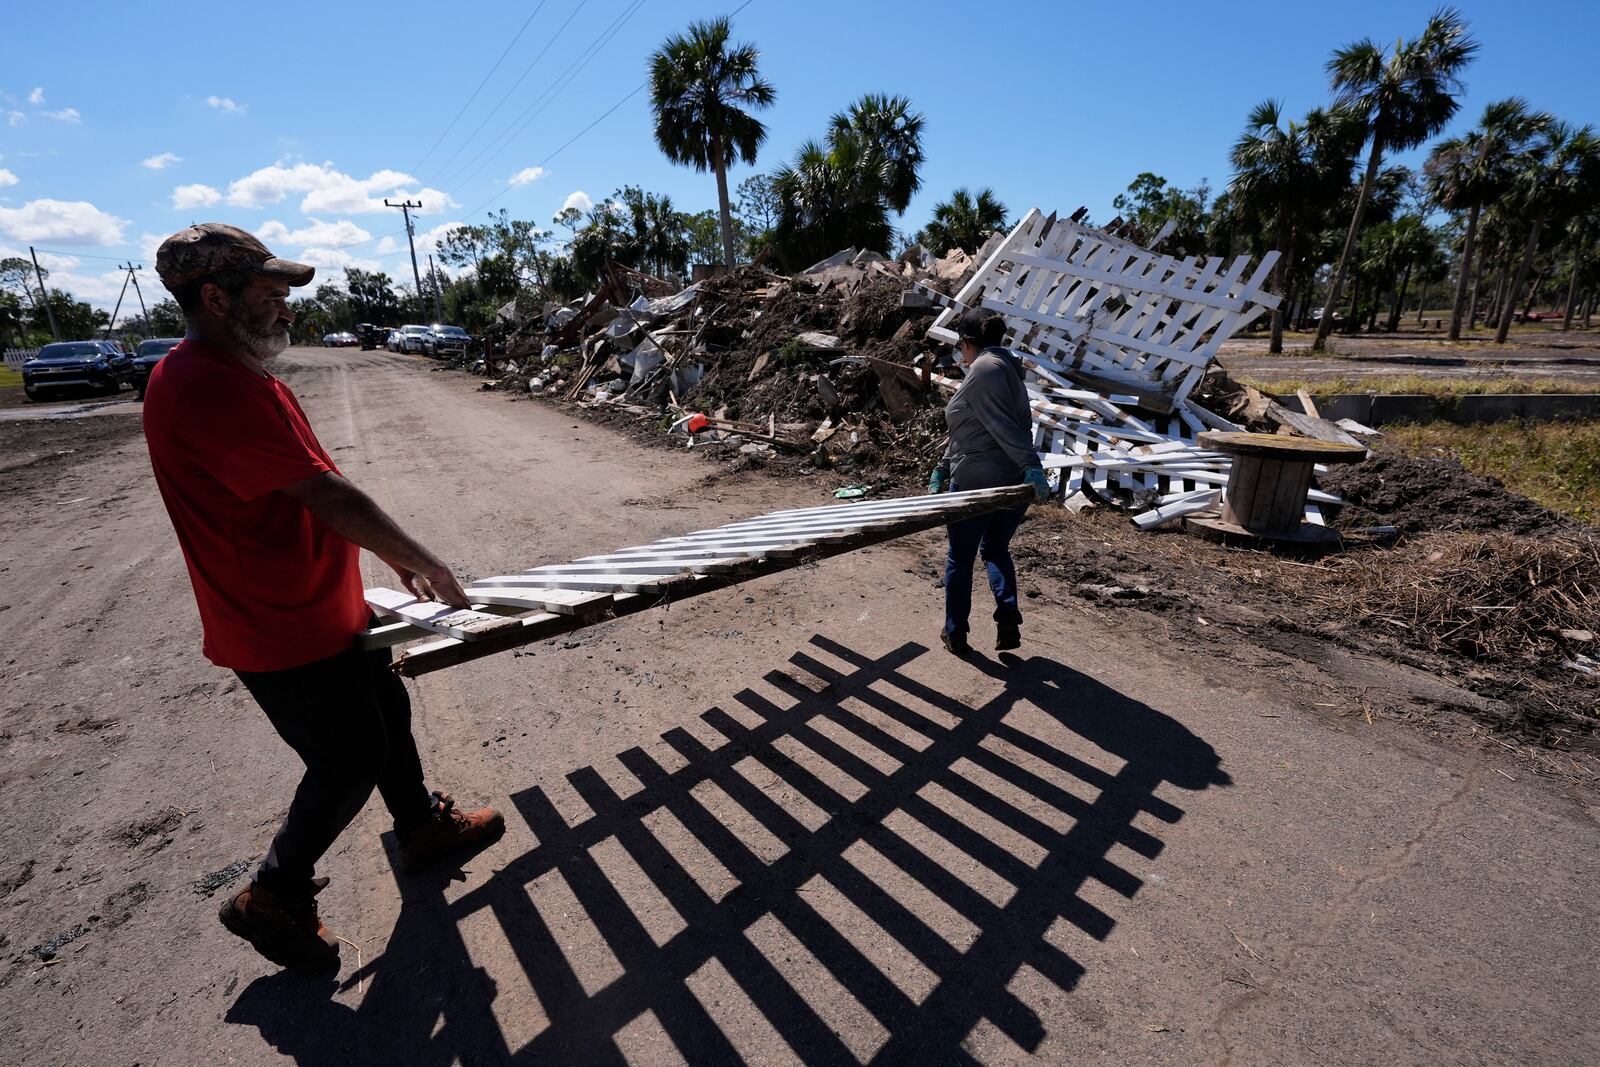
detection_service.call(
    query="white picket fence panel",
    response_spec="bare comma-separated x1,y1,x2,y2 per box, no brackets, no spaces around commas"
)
4,348,38,370
922,210,1337,528
927,209,1280,404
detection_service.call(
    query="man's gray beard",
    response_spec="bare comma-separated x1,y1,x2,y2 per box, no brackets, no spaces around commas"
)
225,301,290,363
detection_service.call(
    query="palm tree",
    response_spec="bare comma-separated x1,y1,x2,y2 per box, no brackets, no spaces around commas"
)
649,17,777,270
828,94,926,215
1561,200,1600,331
919,188,1009,255
772,136,895,269
769,93,928,270
1423,98,1546,340
1362,215,1432,331
1312,8,1478,351
1229,101,1359,352
1495,122,1600,343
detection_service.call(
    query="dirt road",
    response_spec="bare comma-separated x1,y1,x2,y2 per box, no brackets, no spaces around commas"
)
2,348,1596,1065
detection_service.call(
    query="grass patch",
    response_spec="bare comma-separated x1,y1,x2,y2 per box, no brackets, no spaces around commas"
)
0,367,21,388
1384,419,1600,524
1240,374,1600,398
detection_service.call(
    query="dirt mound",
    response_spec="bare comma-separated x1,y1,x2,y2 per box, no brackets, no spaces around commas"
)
1320,448,1574,536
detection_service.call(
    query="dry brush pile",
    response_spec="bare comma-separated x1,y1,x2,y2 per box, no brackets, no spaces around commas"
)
1313,532,1599,663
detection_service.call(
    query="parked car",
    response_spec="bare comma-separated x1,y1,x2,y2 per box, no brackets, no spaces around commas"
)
395,324,433,354
424,324,473,357
355,322,389,350
321,331,358,347
22,340,135,402
132,337,182,396
386,329,403,352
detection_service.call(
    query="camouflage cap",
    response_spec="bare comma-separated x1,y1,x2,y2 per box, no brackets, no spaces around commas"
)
155,222,315,291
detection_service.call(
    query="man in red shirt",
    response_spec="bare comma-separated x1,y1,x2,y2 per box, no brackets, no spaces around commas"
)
145,223,504,971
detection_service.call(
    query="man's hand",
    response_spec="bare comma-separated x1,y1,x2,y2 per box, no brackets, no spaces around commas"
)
394,561,470,610
928,468,948,494
282,473,473,609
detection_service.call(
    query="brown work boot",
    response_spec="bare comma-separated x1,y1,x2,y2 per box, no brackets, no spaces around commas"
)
397,791,505,873
218,877,339,971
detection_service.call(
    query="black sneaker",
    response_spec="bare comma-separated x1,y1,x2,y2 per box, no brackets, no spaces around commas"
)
941,631,971,656
995,622,1021,651
219,877,339,971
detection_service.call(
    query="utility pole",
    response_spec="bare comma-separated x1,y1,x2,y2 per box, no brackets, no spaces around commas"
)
384,198,425,318
126,263,149,325
103,265,133,340
28,246,60,341
427,254,445,324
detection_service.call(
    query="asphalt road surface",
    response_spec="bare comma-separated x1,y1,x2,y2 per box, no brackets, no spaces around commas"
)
1219,330,1600,386
1,348,1596,1065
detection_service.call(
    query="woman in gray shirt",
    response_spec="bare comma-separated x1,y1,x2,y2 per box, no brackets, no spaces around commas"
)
929,308,1050,654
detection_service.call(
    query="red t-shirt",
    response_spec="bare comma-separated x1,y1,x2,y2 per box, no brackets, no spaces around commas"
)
142,340,368,672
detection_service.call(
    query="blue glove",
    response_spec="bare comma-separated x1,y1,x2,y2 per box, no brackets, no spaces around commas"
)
928,468,948,494
1023,466,1050,502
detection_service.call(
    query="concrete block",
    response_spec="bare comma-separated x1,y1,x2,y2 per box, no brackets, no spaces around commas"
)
1369,395,1440,424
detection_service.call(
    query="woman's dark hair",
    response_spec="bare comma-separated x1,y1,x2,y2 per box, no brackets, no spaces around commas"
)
957,307,1006,348
172,267,252,316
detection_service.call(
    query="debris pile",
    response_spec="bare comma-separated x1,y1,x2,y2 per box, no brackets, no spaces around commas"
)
476,248,981,478
470,207,1331,530
467,209,1600,549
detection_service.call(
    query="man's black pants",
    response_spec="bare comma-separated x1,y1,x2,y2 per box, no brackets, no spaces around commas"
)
235,641,434,900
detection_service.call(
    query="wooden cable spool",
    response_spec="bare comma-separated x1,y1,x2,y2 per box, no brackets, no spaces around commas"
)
1189,431,1367,544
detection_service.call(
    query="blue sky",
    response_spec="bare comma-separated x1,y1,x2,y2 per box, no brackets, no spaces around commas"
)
2,0,1593,312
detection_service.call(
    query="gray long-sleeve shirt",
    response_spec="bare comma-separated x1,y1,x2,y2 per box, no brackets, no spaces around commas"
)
935,346,1038,490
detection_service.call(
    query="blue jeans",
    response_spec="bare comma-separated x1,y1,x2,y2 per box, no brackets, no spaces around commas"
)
943,502,1028,637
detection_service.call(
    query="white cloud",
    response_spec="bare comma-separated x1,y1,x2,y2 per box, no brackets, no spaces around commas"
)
5,111,23,127
171,183,222,209
0,242,141,310
221,160,456,216
296,246,382,273
139,232,166,263
0,168,16,187
562,190,593,214
508,166,547,187
0,199,127,245
40,107,81,124
142,152,182,170
206,95,246,115
8,246,82,271
54,267,134,308
376,236,400,255
256,218,372,247
27,88,44,105
413,221,466,258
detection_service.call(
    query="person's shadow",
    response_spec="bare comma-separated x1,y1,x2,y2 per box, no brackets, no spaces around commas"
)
228,635,1228,1064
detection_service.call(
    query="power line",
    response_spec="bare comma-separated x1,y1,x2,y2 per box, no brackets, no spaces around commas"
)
430,0,643,191
284,0,761,256
421,0,592,187
454,0,763,213
409,0,552,174
31,247,127,262
450,82,646,221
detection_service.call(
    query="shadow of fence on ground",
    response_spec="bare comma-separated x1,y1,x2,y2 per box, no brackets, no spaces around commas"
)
229,634,1228,1065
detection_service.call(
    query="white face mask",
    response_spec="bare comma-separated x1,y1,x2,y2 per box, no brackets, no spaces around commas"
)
225,294,290,363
